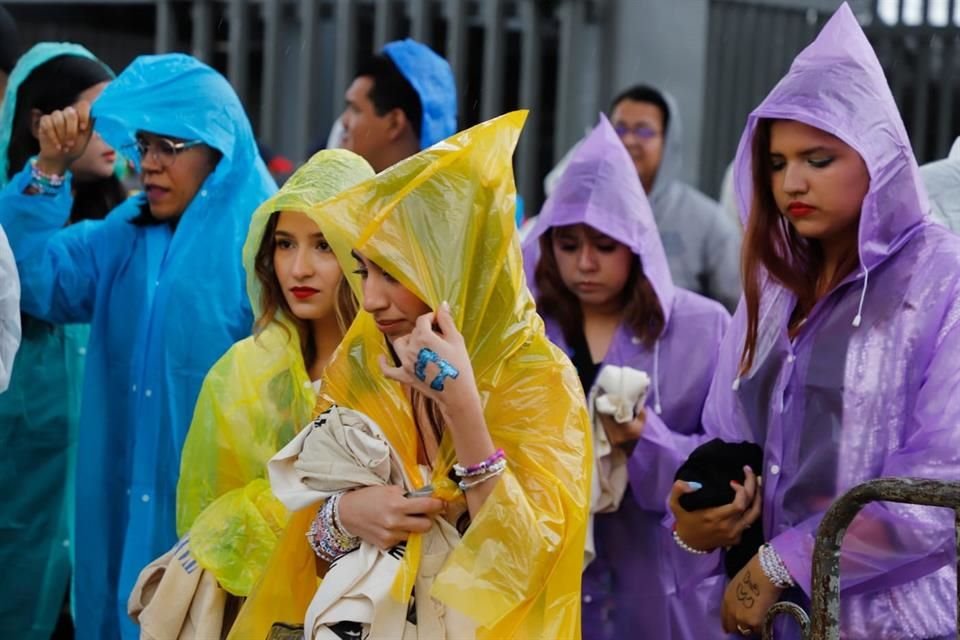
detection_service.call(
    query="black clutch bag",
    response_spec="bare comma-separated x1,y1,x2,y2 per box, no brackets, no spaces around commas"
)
674,438,764,577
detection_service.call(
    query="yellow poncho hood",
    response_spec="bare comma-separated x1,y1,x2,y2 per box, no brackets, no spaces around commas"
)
234,112,591,638
176,150,375,596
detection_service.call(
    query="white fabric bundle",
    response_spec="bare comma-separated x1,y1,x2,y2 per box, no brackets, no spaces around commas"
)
585,366,650,566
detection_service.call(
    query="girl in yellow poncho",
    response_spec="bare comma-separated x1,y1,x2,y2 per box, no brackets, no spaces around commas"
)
173,150,375,598
232,111,592,639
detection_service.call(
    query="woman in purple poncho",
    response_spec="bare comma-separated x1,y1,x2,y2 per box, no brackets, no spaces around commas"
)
523,114,731,639
670,4,960,639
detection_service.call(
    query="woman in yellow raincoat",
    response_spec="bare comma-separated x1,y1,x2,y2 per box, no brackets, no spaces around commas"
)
232,111,591,639
173,149,375,598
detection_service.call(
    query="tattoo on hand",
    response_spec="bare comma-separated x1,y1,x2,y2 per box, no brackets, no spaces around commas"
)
735,570,761,609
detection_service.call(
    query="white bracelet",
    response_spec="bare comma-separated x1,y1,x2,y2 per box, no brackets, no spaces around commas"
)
672,528,710,555
758,543,795,588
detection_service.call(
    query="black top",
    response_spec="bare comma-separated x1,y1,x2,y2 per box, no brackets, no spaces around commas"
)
567,324,601,394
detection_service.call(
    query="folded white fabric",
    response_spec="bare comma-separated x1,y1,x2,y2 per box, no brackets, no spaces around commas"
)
594,365,650,424
585,365,652,567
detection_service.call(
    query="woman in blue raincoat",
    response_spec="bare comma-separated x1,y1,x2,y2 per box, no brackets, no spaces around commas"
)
0,42,124,640
0,53,276,640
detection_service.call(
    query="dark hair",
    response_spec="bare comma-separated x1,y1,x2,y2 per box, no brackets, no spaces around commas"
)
609,85,670,135
253,211,358,368
8,54,125,223
534,228,665,348
0,6,21,74
355,53,422,140
738,119,859,375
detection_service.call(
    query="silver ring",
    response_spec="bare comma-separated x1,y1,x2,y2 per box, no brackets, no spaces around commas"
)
737,625,751,636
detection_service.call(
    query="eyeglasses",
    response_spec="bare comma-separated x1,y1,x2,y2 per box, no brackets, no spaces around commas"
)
613,124,660,140
129,135,204,169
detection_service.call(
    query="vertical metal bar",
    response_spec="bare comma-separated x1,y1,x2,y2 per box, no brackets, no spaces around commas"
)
155,0,175,54
553,0,584,161
228,0,250,106
409,0,431,43
259,0,282,144
444,0,468,124
909,28,931,159
375,0,394,49
516,0,541,213
333,0,358,120
935,35,956,158
480,0,504,120
298,0,321,162
955,507,960,633
191,0,213,63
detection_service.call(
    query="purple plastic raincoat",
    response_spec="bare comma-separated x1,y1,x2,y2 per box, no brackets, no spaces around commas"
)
702,4,960,638
523,115,732,640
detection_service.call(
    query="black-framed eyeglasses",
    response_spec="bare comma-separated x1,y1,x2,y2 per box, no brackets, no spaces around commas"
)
128,135,204,169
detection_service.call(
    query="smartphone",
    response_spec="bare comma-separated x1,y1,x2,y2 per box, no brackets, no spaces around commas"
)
405,484,435,498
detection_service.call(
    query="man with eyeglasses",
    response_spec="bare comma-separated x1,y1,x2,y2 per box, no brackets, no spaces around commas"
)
546,85,741,311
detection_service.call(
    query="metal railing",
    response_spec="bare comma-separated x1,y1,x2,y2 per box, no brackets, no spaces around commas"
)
762,477,960,639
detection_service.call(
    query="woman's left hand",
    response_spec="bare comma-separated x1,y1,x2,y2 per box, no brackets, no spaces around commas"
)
599,410,646,454
379,302,479,413
721,553,783,636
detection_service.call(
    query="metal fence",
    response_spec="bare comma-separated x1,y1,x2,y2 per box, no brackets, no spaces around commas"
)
762,477,960,639
150,0,573,212
700,0,960,199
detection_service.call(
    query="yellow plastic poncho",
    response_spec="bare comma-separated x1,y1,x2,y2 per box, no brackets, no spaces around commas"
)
175,150,375,596
232,111,592,638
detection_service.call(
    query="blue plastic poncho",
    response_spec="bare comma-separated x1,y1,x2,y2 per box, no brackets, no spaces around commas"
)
382,38,457,149
0,42,111,640
0,53,276,640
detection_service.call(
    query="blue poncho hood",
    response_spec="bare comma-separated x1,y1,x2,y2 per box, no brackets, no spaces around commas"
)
382,38,457,149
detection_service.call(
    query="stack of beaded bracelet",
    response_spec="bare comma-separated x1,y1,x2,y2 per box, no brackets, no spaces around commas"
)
453,448,508,492
29,160,65,196
306,491,360,563
671,526,710,555
758,543,795,588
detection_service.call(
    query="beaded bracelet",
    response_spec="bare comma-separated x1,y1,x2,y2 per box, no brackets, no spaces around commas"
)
458,459,508,491
758,543,795,588
671,527,710,555
29,159,65,196
306,491,360,562
453,448,505,478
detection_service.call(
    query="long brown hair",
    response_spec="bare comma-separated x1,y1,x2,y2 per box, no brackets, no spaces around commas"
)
739,119,859,375
534,227,665,348
253,211,358,367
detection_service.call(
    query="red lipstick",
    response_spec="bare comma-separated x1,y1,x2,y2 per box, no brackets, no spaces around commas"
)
290,286,319,300
786,201,815,217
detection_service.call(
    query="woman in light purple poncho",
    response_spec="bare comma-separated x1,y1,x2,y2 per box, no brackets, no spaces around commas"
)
670,4,960,639
522,115,731,639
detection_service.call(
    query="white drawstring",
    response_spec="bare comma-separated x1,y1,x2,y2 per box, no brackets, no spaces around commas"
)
653,340,663,415
852,266,869,328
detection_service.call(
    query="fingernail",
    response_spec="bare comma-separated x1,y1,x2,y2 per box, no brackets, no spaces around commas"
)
743,465,752,474
686,481,703,491
441,300,451,312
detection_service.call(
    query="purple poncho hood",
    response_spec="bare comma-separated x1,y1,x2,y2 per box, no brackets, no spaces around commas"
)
733,2,927,275
523,114,675,322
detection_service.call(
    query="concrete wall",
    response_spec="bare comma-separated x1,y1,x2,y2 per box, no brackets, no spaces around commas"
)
606,0,711,187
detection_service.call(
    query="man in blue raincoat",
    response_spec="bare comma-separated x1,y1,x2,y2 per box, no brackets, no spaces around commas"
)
0,54,276,639
340,38,457,171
